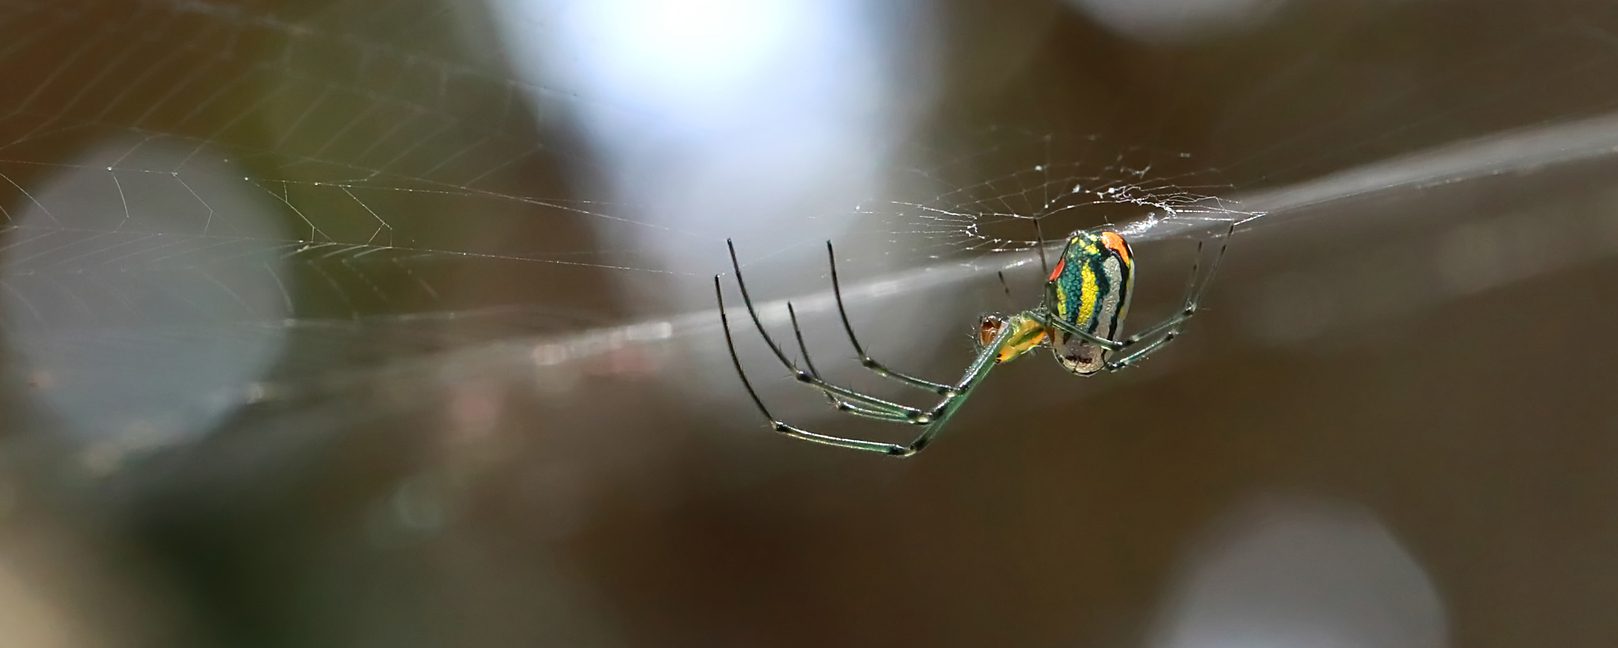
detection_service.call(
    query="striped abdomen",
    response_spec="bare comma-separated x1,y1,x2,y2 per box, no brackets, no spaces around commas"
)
1046,230,1134,375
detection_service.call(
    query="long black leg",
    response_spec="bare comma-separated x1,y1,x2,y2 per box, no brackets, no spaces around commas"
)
1109,219,1235,348
718,274,1019,458
717,240,1031,456
826,241,956,395
1033,217,1050,279
726,240,928,418
787,302,913,422
889,321,1013,456
715,275,911,453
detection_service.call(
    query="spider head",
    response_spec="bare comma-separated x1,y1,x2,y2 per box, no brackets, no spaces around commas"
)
1054,333,1107,376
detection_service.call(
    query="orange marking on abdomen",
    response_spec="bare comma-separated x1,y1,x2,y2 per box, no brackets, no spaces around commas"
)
1047,256,1067,281
1100,231,1132,264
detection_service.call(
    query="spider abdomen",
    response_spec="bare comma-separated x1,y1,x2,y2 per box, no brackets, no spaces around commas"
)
1047,230,1134,374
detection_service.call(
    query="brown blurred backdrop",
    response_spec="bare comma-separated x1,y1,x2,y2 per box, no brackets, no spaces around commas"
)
2,0,1618,646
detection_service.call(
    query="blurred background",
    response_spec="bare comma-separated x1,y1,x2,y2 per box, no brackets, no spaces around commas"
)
2,0,1617,646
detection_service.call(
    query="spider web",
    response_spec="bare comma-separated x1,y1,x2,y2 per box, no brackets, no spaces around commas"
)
2,0,1618,457
0,0,689,449
0,0,688,311
856,127,1254,260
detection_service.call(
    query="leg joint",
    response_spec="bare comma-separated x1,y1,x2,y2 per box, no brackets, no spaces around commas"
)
905,437,932,455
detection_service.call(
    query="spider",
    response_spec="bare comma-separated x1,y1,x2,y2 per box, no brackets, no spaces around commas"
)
714,221,1234,457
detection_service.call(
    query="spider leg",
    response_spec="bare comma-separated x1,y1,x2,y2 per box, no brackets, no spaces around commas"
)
1112,219,1235,347
826,241,956,395
719,269,1021,457
724,241,927,419
1103,220,1237,370
716,276,911,453
1043,303,1125,352
1103,332,1180,370
889,322,1014,456
787,302,914,423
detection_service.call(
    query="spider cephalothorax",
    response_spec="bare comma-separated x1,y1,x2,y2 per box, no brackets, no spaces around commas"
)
975,313,1045,364
716,222,1232,457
